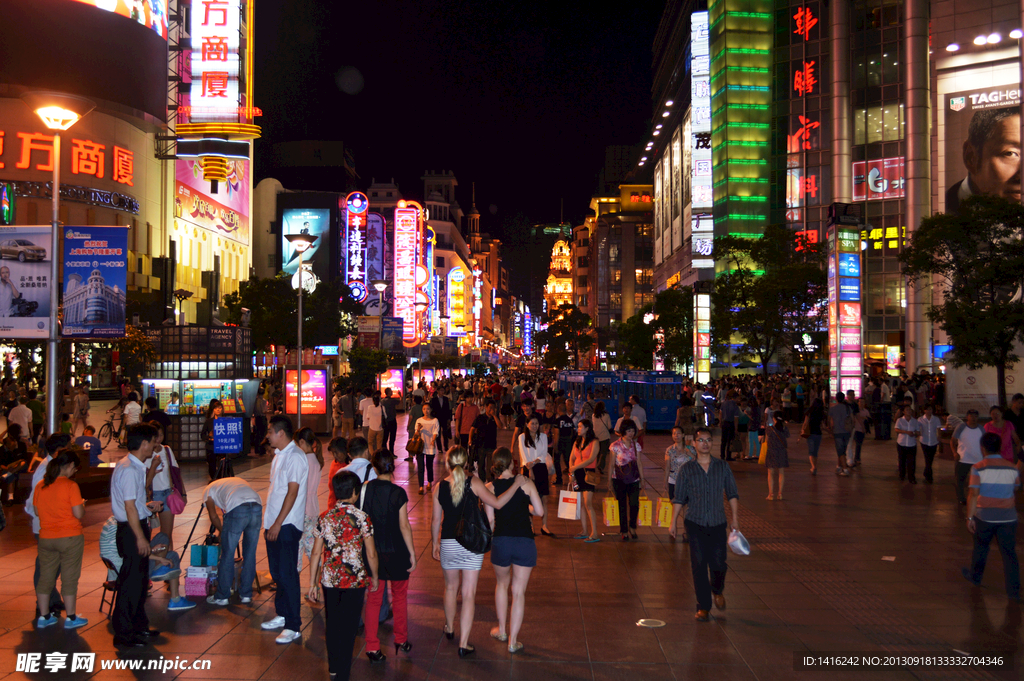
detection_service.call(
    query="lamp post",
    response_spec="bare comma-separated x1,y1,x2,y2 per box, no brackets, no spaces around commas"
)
286,230,318,428
173,289,193,325
20,92,95,437
372,279,388,318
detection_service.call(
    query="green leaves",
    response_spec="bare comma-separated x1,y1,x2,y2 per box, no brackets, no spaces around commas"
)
538,303,593,369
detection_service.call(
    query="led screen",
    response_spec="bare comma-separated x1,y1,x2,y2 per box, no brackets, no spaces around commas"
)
285,369,327,415
70,0,168,39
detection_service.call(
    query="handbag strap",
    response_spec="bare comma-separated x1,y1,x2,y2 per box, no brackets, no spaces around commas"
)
359,479,368,510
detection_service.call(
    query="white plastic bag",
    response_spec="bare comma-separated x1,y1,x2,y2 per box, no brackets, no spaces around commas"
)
727,529,750,556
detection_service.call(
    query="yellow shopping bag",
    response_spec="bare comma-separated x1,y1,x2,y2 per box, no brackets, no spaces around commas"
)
758,439,768,465
637,497,653,526
656,498,673,528
603,496,619,527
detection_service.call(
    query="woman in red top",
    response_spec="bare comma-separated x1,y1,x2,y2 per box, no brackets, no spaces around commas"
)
33,449,86,629
325,437,348,508
984,406,1020,463
307,470,379,681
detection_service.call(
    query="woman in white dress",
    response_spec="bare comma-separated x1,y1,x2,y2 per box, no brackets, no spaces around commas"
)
414,404,441,495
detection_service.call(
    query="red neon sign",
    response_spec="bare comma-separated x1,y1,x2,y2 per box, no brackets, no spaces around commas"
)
393,202,422,347
793,61,817,96
793,8,818,41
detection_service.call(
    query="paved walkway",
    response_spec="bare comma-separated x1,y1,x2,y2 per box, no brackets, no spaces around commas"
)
0,418,1020,681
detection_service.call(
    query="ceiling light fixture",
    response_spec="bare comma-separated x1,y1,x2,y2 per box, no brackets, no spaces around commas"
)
974,35,988,45
945,43,959,52
1011,29,1023,39
988,32,1001,44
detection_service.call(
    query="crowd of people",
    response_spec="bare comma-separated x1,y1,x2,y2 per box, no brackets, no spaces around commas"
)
3,366,1020,681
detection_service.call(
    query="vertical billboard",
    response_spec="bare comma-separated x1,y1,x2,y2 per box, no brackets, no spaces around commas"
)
281,208,330,282
690,11,713,269
61,226,128,338
0,225,51,338
379,368,404,399
693,281,712,384
343,191,369,302
827,207,863,398
446,267,467,337
380,316,405,352
189,0,241,121
174,158,249,244
285,369,327,414
393,202,421,347
943,86,1021,214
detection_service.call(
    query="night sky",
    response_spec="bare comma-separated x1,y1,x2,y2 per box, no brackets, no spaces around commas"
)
253,0,662,235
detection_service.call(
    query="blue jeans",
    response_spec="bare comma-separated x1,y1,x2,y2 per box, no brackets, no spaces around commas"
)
216,502,262,600
266,523,302,631
968,520,1020,599
806,433,822,459
833,433,851,467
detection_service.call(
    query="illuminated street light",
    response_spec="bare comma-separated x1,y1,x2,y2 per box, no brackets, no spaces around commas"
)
945,43,960,52
1011,29,1023,39
987,33,1001,43
285,231,318,428
20,91,95,436
974,35,988,45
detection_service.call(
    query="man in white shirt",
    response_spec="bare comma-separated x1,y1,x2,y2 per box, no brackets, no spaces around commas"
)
261,415,308,644
952,409,984,505
894,405,921,484
26,434,71,618
8,397,31,440
917,404,942,484
358,390,374,439
203,477,263,606
629,395,648,451
123,392,143,427
110,424,163,647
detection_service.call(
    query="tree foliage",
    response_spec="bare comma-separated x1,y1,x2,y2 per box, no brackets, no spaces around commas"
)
614,308,656,369
900,194,1024,406
535,303,594,369
340,346,391,392
116,326,157,382
222,275,362,351
712,224,827,375
428,354,462,370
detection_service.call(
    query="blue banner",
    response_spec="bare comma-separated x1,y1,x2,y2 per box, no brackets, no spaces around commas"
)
380,316,405,352
61,226,128,338
213,417,244,454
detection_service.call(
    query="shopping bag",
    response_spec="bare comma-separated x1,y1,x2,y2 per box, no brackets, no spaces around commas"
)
637,497,653,526
728,529,751,556
557,489,581,520
603,496,619,527
757,440,768,465
656,498,673,528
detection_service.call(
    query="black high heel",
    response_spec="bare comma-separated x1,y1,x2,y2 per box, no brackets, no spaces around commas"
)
366,650,386,663
443,625,454,641
395,641,413,654
458,645,475,658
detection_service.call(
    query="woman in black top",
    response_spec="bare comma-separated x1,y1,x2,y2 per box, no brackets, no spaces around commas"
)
484,447,543,654
200,400,224,479
361,450,416,661
430,446,525,657
802,398,825,475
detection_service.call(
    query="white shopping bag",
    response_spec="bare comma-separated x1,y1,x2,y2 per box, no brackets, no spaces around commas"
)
557,489,581,520
727,529,750,556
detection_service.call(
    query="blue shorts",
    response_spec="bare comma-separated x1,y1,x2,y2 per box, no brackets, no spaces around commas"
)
491,536,537,568
152,488,172,506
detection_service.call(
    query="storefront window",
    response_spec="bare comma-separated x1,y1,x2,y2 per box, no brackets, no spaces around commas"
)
854,103,904,144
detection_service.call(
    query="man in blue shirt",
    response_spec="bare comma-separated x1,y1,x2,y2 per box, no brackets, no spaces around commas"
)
75,426,103,467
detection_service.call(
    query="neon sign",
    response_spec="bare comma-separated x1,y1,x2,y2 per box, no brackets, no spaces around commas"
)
793,61,817,96
472,267,483,347
190,0,241,121
344,191,368,301
793,7,818,41
694,288,712,383
447,267,466,336
691,11,713,269
524,308,533,356
393,201,422,347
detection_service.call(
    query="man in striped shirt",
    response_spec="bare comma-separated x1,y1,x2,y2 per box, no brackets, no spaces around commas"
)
963,432,1021,602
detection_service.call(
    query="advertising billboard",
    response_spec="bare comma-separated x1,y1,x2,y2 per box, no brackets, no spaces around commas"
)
285,369,327,415
344,192,369,302
393,203,422,347
281,208,331,281
174,159,249,244
70,0,168,39
690,10,714,270
61,226,128,338
380,316,405,352
188,0,241,122
379,368,404,399
0,225,52,339
852,157,905,201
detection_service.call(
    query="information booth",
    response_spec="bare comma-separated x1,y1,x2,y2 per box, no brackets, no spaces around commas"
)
141,326,257,461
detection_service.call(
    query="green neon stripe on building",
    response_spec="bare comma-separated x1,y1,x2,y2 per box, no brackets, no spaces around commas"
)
727,215,768,221
727,196,768,202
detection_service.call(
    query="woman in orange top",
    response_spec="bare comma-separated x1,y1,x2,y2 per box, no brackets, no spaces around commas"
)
33,449,87,630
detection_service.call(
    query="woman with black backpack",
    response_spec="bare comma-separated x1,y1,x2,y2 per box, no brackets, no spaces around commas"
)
430,446,525,658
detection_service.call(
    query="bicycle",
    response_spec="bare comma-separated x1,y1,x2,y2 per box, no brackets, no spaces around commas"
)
98,412,126,449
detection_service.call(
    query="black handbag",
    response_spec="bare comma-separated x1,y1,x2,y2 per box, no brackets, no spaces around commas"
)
454,479,492,554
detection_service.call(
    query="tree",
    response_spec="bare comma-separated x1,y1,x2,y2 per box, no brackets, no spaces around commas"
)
340,346,390,392
653,286,694,372
900,194,1024,406
713,224,827,376
428,354,461,371
614,306,656,369
535,303,594,369
115,326,157,385
222,275,362,351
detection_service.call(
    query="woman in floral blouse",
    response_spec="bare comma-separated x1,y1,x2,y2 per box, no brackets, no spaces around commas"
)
307,470,379,681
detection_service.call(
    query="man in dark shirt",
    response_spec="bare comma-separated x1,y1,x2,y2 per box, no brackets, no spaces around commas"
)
470,400,500,481
144,397,171,434
510,398,536,460
669,426,740,622
429,387,453,453
382,388,399,457
1003,393,1024,462
552,401,576,486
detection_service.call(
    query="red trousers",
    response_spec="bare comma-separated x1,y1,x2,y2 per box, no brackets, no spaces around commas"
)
363,579,408,651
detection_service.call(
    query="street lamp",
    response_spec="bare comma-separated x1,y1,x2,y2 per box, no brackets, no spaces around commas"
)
372,279,388,318
173,289,193,325
20,91,95,436
286,230,318,428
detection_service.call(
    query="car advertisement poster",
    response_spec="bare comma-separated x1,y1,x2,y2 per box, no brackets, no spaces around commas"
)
0,225,52,339
61,226,128,338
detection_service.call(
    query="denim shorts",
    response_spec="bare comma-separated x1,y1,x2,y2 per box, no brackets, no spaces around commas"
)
152,488,172,505
491,536,537,568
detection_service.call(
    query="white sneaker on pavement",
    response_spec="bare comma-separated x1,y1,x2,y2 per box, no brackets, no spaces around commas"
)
240,597,252,604
275,628,301,644
261,615,286,630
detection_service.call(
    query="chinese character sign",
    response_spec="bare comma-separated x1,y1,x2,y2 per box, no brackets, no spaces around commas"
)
447,267,466,336
691,11,714,235
344,191,369,301
694,291,711,383
62,227,128,338
393,203,421,347
189,0,241,121
0,225,52,339
852,158,905,201
213,417,244,454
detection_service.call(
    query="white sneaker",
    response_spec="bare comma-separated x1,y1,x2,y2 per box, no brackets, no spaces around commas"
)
240,596,252,604
206,595,229,606
261,615,286,630
275,628,301,644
